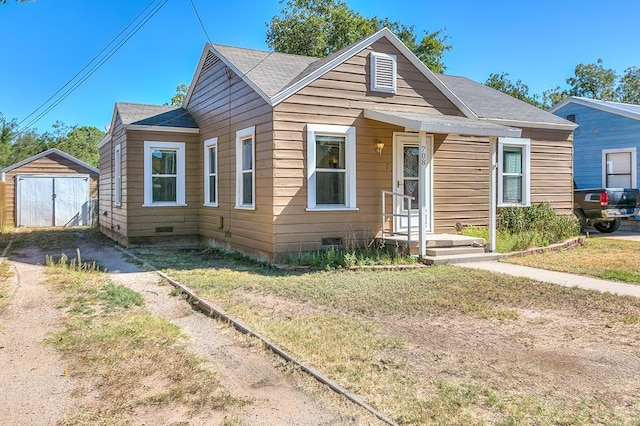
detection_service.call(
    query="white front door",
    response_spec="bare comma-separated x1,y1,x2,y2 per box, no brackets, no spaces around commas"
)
393,133,433,234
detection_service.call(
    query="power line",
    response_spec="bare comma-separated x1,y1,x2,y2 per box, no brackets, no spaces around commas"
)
17,0,170,132
189,0,211,44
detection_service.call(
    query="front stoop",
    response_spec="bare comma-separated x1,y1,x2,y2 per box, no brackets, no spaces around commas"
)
422,251,505,266
378,233,505,265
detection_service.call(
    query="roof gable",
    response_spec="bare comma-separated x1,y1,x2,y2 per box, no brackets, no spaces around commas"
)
549,96,640,121
0,148,99,175
182,28,574,130
183,28,470,114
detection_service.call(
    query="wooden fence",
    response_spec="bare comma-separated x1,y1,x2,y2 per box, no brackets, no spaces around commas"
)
0,181,6,231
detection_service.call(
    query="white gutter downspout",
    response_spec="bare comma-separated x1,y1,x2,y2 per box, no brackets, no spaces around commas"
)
419,131,428,258
489,137,498,253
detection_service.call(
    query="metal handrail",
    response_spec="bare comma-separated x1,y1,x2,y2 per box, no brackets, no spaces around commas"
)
381,190,415,244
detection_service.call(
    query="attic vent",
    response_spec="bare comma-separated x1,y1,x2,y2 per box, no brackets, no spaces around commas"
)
566,114,576,123
202,51,221,73
370,52,397,94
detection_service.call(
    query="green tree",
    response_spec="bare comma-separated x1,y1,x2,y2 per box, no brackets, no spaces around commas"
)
1,0,33,4
0,114,17,168
566,58,617,100
484,72,541,107
169,84,189,107
10,129,50,164
266,0,451,72
617,66,640,104
55,125,103,167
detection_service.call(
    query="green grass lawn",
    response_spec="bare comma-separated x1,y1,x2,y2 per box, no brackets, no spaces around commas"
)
504,237,640,284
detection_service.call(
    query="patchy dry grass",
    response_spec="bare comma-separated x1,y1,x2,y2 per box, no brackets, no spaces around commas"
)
45,250,245,424
138,247,640,425
504,238,640,284
0,261,11,314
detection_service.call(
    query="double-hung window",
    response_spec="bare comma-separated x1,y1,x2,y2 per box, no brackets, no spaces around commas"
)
114,143,122,207
498,137,530,207
235,126,255,209
602,148,637,188
143,141,186,206
307,124,357,210
204,137,218,206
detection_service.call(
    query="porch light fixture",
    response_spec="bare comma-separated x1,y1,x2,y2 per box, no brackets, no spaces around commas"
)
375,141,384,155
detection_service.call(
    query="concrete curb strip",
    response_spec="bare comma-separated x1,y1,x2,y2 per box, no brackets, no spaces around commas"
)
114,246,399,426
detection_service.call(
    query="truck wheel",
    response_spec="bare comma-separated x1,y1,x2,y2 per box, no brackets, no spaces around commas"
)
594,219,621,233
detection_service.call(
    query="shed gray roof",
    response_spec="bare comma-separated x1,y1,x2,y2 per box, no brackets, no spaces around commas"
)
548,96,640,121
0,148,99,175
116,102,198,129
436,74,576,129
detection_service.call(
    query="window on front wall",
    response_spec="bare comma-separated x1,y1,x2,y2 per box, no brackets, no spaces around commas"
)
204,137,218,206
143,141,186,206
114,143,122,206
307,124,356,210
235,126,255,209
498,137,530,207
603,148,637,188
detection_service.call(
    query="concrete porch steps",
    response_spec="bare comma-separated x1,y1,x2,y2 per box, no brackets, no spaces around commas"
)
377,232,502,265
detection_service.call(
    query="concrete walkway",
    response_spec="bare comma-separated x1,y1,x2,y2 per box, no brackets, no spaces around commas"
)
458,261,640,298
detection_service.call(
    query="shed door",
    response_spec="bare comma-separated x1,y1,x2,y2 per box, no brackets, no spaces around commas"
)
17,176,90,227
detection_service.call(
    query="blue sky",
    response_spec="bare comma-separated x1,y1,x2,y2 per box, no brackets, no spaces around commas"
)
1,0,639,133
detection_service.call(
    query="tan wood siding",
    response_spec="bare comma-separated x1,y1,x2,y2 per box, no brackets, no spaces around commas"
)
270,38,465,255
3,153,98,227
123,129,201,246
432,134,491,231
523,128,574,216
186,51,275,258
99,113,127,245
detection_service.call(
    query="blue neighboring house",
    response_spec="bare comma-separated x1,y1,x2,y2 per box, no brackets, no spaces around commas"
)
549,96,639,190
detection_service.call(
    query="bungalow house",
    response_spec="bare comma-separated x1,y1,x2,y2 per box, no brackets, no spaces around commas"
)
549,96,640,190
98,28,576,261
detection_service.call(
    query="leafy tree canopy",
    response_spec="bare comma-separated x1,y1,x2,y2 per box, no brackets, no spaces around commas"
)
484,73,541,108
489,59,640,109
266,0,451,72
0,115,103,169
168,83,189,107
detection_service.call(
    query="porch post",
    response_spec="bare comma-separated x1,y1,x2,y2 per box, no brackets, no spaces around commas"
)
419,131,427,258
489,137,498,253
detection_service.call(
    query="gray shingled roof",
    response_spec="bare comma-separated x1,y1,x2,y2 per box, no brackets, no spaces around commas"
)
436,74,573,127
116,102,198,128
549,96,640,120
211,44,317,98
210,41,573,128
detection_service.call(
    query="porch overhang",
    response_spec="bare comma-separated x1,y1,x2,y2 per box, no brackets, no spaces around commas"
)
364,109,522,138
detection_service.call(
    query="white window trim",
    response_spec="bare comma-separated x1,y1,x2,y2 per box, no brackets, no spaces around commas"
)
204,137,218,207
114,143,122,207
235,126,255,210
370,52,397,94
306,124,357,211
143,141,186,207
498,137,531,207
602,147,637,188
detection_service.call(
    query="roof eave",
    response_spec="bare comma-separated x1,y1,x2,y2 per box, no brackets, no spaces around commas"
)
548,96,640,121
125,124,200,134
364,110,522,138
0,148,99,175
480,118,578,131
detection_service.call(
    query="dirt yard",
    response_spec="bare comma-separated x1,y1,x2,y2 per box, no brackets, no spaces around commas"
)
0,230,381,425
